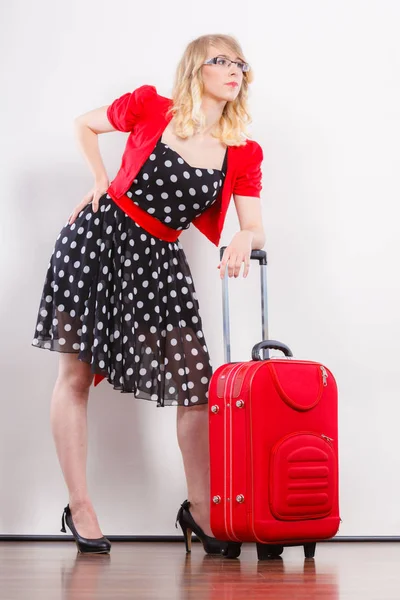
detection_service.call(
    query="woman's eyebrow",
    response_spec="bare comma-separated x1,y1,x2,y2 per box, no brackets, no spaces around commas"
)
217,53,243,61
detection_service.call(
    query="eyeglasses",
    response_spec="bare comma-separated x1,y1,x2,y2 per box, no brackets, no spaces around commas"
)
203,56,250,73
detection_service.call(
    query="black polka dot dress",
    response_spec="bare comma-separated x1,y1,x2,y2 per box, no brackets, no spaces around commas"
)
32,137,227,407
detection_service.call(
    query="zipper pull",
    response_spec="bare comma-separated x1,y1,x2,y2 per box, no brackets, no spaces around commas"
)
320,365,328,386
321,434,334,443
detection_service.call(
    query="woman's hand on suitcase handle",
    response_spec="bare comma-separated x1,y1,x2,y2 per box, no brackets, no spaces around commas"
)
218,231,254,279
68,178,109,225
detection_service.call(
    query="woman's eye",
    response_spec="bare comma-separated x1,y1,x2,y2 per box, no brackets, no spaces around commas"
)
216,58,228,66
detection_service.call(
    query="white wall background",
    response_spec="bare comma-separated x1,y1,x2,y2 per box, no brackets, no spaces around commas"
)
0,0,399,536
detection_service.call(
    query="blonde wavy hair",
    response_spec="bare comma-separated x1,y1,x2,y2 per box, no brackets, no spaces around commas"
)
168,34,254,147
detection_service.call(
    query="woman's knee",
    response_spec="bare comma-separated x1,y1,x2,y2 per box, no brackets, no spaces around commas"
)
56,354,94,395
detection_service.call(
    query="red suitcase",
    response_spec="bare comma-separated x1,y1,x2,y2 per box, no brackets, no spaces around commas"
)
209,248,340,560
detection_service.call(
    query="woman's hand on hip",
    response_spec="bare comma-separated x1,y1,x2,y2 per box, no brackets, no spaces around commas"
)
218,231,255,279
68,178,109,225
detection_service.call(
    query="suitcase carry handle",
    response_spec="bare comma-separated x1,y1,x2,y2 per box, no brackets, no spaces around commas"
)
252,340,293,361
220,246,269,362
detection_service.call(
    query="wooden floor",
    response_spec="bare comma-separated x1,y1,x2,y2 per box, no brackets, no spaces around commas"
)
0,541,399,599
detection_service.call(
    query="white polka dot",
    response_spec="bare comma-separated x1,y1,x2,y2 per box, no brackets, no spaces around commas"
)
202,185,209,193
195,169,203,177
196,363,204,370
36,323,43,332
183,171,190,179
178,204,186,211
191,396,199,403
97,322,103,330
164,206,171,213
189,188,196,196
161,192,169,200
156,179,164,186
146,194,153,201
149,153,156,160
164,160,172,167
73,343,80,350
127,368,134,376
58,304,65,312
116,353,122,361
64,256,70,263
201,377,209,384
99,360,105,369
175,190,183,197
59,338,66,346
170,175,178,183
191,348,198,355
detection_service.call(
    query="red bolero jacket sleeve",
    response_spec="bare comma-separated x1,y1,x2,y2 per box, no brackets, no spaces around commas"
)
232,141,263,198
106,85,157,132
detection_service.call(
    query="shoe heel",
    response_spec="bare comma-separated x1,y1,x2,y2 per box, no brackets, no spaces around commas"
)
180,524,192,553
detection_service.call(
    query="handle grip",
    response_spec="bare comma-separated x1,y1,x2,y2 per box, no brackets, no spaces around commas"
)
220,247,267,266
252,340,293,361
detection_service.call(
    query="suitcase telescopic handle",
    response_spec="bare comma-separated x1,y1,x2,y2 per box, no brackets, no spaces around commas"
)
220,246,269,363
252,340,293,361
219,247,267,265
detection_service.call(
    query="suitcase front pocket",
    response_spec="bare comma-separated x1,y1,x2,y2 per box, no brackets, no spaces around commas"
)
270,432,336,521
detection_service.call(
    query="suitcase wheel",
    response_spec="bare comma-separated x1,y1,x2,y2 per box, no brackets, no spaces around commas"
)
303,542,316,559
256,543,284,561
222,542,242,559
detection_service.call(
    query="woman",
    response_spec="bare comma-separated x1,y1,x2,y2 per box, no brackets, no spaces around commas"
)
32,33,265,555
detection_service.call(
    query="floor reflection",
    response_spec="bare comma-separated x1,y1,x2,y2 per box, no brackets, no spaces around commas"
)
179,549,339,600
61,552,111,600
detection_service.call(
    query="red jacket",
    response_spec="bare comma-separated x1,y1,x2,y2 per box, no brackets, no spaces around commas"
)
106,85,263,247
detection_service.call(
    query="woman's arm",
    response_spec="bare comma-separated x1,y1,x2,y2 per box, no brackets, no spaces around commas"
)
74,106,115,183
68,106,115,224
218,195,266,279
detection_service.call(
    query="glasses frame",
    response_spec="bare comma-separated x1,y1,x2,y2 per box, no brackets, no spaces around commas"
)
203,55,250,73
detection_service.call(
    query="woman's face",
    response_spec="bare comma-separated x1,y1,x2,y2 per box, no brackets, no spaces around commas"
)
201,45,245,103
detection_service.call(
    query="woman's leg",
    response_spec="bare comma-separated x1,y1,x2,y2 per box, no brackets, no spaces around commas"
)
176,403,213,537
51,353,103,539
